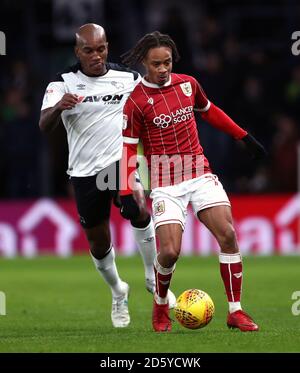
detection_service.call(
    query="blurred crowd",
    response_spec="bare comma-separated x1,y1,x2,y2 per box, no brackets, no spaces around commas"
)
0,0,300,198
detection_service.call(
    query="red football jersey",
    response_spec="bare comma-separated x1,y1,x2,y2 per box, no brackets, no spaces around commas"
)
123,73,212,187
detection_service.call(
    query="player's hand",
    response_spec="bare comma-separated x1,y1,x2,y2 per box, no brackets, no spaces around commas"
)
56,94,79,111
120,194,140,220
241,133,267,160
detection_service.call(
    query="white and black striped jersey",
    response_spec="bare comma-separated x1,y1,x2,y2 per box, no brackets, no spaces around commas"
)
41,62,140,176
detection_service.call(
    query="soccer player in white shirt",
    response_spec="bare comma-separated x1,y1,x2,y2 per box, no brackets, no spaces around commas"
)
39,24,175,328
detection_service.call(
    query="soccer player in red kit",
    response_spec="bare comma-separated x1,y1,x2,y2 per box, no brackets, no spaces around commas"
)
119,31,266,332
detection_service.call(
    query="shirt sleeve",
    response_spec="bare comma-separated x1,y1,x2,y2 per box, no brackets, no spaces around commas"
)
121,96,143,195
191,77,211,112
200,102,247,140
133,73,142,87
122,96,143,144
41,81,66,111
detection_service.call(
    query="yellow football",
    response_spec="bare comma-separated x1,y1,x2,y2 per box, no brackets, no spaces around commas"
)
174,289,215,329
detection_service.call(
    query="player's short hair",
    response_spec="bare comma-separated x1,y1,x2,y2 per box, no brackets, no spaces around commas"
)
121,31,180,67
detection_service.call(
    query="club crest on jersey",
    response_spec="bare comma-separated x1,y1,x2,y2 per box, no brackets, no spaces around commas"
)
147,97,154,105
154,200,165,216
111,81,124,89
180,82,192,97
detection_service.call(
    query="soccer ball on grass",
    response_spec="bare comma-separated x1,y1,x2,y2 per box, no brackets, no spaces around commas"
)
174,289,215,329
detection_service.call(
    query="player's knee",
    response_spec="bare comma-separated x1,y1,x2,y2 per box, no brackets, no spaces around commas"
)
137,205,150,222
132,190,148,215
160,245,179,267
130,204,150,226
218,225,237,250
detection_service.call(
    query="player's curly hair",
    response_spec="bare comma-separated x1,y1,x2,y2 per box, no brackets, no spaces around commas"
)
121,31,180,67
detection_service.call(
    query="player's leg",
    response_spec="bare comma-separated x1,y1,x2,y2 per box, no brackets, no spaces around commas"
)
191,174,258,331
197,205,258,331
85,221,128,296
197,205,241,307
150,190,187,332
71,175,130,328
131,182,156,293
155,223,182,300
84,221,130,328
123,174,176,308
115,163,157,293
153,223,182,332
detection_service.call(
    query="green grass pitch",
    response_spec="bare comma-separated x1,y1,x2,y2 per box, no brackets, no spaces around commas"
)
0,255,299,352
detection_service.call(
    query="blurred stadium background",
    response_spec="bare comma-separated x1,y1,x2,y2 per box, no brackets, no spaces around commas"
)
0,0,299,256
0,0,300,354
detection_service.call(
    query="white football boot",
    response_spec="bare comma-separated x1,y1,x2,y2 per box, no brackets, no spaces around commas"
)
111,282,130,328
166,288,177,309
146,278,176,309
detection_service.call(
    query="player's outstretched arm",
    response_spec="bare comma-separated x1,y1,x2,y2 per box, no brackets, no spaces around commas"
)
200,102,267,160
240,133,267,160
200,102,247,139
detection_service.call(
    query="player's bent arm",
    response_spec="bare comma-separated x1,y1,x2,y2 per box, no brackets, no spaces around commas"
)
39,93,78,133
39,106,63,133
120,97,143,220
119,140,140,220
120,140,139,196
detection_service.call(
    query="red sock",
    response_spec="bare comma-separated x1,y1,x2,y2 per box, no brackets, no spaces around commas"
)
154,257,175,299
219,253,243,302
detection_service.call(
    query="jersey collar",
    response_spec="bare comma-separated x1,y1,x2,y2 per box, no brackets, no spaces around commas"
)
76,62,110,78
142,75,172,88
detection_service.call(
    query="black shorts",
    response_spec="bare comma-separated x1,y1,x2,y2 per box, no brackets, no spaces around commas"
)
71,161,121,229
71,161,140,229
